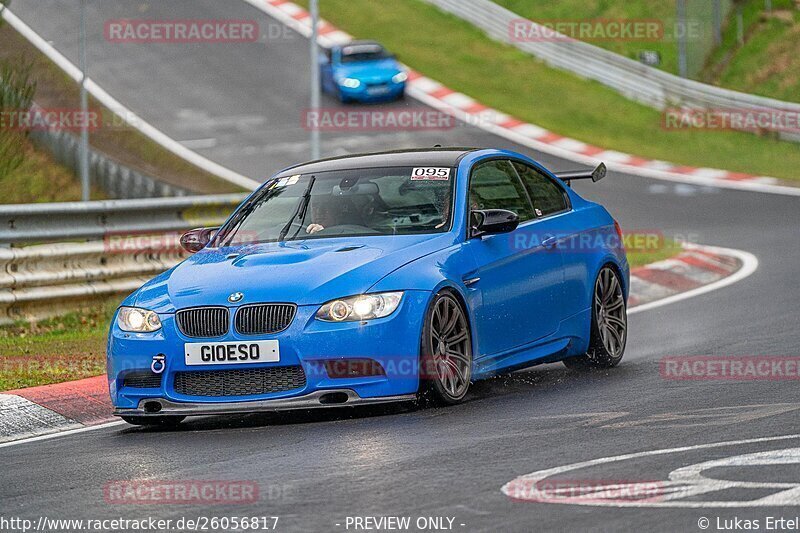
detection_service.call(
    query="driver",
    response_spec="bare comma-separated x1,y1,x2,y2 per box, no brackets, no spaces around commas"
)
306,196,337,235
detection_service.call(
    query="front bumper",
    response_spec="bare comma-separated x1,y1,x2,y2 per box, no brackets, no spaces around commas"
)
107,290,430,413
339,81,405,101
113,389,417,417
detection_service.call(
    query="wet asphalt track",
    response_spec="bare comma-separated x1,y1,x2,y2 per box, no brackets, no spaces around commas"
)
3,1,800,531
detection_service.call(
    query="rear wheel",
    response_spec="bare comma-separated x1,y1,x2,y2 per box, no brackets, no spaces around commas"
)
420,291,473,405
564,266,627,369
121,416,185,427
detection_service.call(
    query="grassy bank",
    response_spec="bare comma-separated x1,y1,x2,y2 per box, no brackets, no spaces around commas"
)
0,300,117,390
494,0,800,103
703,2,800,103
296,0,800,182
494,0,686,75
0,23,244,202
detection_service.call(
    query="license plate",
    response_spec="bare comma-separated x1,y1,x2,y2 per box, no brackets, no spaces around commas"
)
368,86,390,95
184,340,279,366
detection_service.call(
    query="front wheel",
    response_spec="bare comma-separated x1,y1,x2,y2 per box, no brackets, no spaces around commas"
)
564,266,627,369
419,291,473,405
121,415,185,427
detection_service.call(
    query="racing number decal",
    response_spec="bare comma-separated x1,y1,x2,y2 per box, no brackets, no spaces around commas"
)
411,167,451,181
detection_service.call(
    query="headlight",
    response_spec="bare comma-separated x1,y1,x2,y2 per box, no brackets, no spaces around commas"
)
340,78,361,89
316,292,403,322
117,307,162,333
392,71,408,84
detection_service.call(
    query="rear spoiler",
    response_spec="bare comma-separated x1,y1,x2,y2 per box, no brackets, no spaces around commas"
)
554,163,606,186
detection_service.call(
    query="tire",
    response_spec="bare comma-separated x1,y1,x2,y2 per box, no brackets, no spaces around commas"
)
419,290,473,405
121,415,185,427
564,265,627,370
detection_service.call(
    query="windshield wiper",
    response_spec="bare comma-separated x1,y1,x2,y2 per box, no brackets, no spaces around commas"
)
278,175,316,242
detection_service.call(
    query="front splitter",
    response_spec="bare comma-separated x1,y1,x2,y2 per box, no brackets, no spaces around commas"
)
113,389,417,417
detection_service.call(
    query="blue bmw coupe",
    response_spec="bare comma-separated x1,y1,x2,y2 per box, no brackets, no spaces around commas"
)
108,148,629,425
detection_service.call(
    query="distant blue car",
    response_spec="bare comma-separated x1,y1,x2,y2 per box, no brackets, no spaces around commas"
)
108,148,629,425
320,40,407,103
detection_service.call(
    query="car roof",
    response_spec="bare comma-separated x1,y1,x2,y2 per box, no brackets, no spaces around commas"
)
338,40,383,51
275,147,482,176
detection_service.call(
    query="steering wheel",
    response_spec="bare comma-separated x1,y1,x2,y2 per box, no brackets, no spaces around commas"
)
314,224,374,236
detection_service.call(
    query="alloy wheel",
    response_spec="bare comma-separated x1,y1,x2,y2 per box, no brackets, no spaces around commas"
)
594,267,627,358
429,294,472,400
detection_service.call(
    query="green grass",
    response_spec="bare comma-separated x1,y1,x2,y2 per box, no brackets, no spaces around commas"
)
703,2,800,103
0,139,107,203
626,235,683,268
489,0,800,103
494,0,687,75
0,300,117,390
297,0,800,182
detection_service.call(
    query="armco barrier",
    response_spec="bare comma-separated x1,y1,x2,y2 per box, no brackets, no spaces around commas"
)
422,0,800,143
0,195,247,323
0,194,246,244
29,126,190,199
0,240,186,324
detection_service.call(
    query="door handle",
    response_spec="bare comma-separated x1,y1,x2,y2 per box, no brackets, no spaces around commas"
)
542,236,558,248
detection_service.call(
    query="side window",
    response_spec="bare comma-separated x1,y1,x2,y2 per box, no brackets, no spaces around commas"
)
469,160,534,222
512,162,569,216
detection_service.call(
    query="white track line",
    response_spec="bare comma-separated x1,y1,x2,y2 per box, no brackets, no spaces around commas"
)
629,245,759,315
502,433,800,508
0,5,261,191
0,420,126,449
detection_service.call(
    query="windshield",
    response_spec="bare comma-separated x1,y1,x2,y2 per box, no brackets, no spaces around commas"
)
215,166,455,246
341,44,391,63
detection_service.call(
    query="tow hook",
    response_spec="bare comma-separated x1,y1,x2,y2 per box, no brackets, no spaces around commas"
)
150,354,166,374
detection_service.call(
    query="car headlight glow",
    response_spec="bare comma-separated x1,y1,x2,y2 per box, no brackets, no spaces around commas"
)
117,307,162,333
392,71,408,84
340,78,361,89
316,292,403,322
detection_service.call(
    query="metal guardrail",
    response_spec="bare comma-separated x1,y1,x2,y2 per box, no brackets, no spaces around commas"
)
0,195,250,322
0,240,188,324
0,194,246,244
28,117,191,200
422,0,800,143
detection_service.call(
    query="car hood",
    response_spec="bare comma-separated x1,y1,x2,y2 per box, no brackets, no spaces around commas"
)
335,59,402,81
132,234,453,313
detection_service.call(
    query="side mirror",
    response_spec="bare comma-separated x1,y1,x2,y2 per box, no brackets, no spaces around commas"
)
180,227,218,253
470,209,519,238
